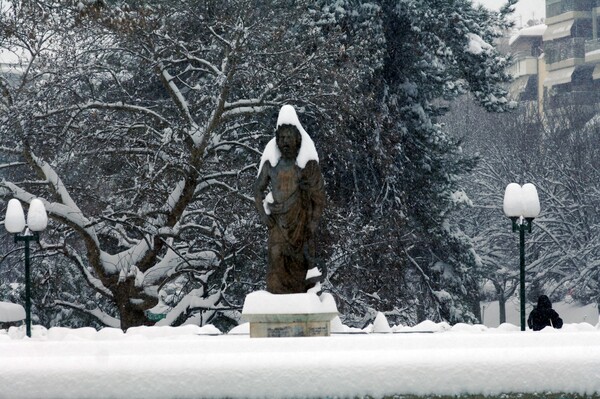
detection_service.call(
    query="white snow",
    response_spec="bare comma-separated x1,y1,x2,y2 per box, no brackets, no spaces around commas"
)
262,191,274,215
307,281,321,294
257,138,281,176
465,33,492,55
4,198,25,233
330,316,365,333
503,182,523,217
1,320,599,398
372,312,392,333
521,183,541,218
26,198,48,232
503,183,540,218
241,291,338,315
0,301,25,322
258,105,319,175
100,240,151,275
508,24,547,46
305,267,321,280
394,319,452,333
156,291,221,327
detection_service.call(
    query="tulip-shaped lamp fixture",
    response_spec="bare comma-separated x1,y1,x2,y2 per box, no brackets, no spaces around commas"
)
4,198,48,337
503,183,540,331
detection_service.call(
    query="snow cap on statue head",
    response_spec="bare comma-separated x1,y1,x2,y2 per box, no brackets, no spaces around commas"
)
258,105,319,175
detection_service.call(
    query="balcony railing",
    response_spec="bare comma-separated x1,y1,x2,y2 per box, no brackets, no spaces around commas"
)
510,57,539,78
545,37,587,65
547,0,595,19
585,38,600,62
585,38,600,53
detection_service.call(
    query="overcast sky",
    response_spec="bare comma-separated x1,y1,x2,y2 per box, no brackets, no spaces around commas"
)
476,0,546,27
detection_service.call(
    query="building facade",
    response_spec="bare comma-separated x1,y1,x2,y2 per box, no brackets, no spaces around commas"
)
510,0,600,112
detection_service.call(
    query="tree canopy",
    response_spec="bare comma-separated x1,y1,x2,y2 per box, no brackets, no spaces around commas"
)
0,0,515,330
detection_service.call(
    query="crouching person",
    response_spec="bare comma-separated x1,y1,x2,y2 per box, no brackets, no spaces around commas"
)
527,295,563,331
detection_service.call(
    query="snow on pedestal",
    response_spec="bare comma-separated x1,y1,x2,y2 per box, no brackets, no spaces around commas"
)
241,290,338,338
0,301,25,323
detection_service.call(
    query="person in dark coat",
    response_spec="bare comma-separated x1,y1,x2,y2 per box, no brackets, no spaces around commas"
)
527,295,563,331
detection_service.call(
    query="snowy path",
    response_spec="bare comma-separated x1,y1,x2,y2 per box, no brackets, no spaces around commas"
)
1,324,600,398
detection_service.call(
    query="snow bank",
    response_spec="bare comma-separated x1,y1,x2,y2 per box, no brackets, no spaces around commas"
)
372,312,392,333
1,321,599,399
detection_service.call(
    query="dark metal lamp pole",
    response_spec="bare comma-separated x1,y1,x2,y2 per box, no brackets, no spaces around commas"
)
14,230,39,337
503,184,540,332
5,199,48,338
510,216,534,331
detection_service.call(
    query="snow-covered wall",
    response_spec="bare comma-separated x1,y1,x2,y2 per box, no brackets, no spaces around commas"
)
1,322,599,399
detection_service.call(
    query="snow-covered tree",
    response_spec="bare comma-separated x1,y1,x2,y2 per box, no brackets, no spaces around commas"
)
0,0,356,329
443,97,541,324
524,105,600,308
0,0,518,329
445,92,600,324
317,0,516,326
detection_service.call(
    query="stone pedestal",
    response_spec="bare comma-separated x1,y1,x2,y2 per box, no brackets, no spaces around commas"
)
244,312,337,338
241,291,338,338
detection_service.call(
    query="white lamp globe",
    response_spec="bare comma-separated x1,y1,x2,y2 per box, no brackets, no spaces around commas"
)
521,183,541,218
503,183,523,217
27,199,48,232
5,199,26,234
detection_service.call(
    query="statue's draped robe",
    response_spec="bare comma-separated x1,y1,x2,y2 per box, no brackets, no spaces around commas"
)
255,159,325,294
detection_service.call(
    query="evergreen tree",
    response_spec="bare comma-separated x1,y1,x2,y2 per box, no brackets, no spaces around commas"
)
320,0,516,325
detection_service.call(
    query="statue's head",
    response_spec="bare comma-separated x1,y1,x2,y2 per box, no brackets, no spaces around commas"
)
276,124,301,161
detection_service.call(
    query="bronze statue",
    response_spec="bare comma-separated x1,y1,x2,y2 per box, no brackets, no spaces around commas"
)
254,105,325,294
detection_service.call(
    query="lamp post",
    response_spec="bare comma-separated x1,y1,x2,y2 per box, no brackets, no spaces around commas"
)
503,183,540,331
4,198,48,338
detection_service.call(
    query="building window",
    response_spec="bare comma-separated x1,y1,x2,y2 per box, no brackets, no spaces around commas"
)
544,37,587,64
574,18,593,37
547,0,594,18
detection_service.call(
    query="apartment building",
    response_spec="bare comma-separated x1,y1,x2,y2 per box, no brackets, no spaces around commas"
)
509,24,546,104
509,0,600,111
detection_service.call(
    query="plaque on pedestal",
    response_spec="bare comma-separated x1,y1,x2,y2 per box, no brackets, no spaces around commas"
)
241,291,338,338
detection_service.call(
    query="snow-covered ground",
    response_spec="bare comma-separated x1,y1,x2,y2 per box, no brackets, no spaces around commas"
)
2,319,600,399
